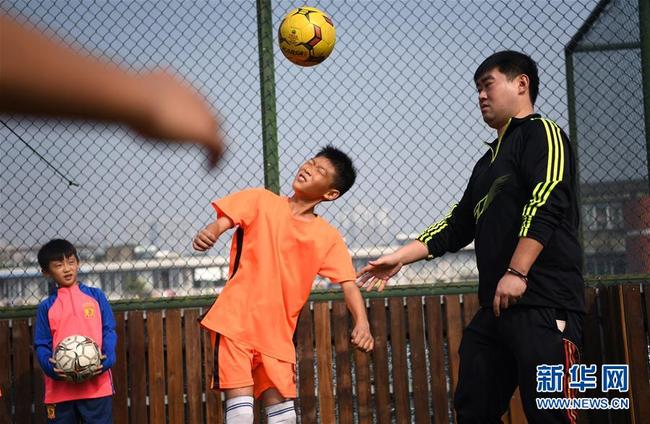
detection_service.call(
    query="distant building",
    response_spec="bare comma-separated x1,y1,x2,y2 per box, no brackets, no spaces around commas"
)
0,253,231,307
0,243,98,268
580,179,649,275
0,235,480,307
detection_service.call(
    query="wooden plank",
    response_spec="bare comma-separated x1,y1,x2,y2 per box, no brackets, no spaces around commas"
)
353,342,372,424
502,410,512,424
314,302,335,424
600,286,625,364
147,311,166,424
604,286,632,423
406,297,430,424
426,296,449,424
369,299,391,424
332,301,353,424
165,309,185,423
621,285,650,422
642,283,650,424
13,319,32,423
446,295,463,397
202,328,223,424
128,311,148,424
508,388,526,424
461,293,480,328
112,312,128,424
184,309,204,424
31,325,45,424
600,286,630,424
0,320,12,423
580,287,608,424
389,297,410,424
296,305,316,423
582,288,602,366
645,283,650,354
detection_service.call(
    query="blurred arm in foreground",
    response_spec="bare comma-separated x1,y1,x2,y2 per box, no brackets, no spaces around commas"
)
0,15,225,167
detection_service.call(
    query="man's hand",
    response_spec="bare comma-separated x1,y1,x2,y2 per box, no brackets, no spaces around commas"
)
356,254,403,292
492,273,527,317
192,228,218,251
351,321,374,352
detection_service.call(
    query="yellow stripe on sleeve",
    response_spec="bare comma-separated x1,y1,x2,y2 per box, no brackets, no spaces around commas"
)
519,119,564,237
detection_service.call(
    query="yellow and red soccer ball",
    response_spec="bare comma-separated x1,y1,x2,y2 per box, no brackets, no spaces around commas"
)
278,6,336,67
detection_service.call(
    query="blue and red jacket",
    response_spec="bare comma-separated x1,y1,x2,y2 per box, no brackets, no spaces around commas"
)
34,282,116,403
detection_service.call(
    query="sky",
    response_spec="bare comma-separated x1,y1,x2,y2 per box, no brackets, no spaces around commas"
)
4,0,639,261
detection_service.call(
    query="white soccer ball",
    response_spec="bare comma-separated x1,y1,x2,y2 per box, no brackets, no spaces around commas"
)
54,335,101,375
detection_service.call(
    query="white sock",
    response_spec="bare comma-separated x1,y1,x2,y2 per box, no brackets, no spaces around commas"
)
266,400,296,423
225,396,254,424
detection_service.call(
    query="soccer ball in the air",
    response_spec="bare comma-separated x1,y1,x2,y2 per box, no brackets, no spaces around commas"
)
278,6,336,66
54,335,101,379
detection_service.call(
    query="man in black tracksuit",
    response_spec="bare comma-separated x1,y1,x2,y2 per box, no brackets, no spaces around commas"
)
357,51,584,423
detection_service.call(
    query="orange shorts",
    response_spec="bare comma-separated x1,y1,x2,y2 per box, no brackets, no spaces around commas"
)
211,333,296,399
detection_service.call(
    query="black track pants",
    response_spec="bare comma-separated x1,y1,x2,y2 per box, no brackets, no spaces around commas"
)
454,306,582,424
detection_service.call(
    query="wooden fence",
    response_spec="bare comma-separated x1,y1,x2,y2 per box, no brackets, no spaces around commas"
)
0,283,648,423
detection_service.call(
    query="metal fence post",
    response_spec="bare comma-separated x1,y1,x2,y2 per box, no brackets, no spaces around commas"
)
640,0,650,190
256,0,280,194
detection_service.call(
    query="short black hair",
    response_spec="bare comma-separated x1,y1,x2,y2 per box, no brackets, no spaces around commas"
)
473,50,539,105
37,239,78,271
315,145,356,197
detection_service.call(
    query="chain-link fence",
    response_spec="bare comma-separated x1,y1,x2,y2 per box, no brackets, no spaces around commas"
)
566,0,648,275
1,0,648,308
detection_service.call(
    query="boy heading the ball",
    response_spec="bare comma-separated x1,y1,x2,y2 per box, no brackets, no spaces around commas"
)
194,145,374,424
34,239,116,423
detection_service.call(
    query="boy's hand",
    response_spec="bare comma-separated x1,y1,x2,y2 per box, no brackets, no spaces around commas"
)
351,321,373,352
73,354,106,382
192,228,218,251
356,254,403,292
77,364,103,382
90,354,107,376
49,358,74,382
91,364,104,376
55,369,75,381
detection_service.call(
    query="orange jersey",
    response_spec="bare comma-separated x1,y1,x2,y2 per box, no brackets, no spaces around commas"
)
200,188,355,363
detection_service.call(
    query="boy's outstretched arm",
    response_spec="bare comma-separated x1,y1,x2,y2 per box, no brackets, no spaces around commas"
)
192,216,234,251
356,240,429,292
340,281,374,352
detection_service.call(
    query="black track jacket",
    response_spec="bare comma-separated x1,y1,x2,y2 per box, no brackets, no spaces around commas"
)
417,114,584,312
